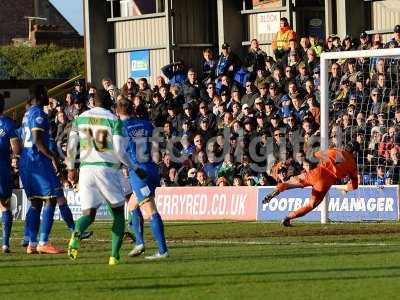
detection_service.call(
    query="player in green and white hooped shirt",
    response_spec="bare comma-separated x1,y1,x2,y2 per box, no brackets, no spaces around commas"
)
66,89,143,265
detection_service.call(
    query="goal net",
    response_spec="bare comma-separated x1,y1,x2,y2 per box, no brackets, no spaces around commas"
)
320,48,400,223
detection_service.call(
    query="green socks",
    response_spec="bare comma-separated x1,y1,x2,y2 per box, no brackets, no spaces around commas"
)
75,215,94,235
111,210,125,260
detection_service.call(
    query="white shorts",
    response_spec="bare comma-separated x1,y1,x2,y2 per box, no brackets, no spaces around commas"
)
79,166,125,210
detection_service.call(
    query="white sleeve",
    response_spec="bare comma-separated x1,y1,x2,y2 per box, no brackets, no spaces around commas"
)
113,134,136,169
66,122,79,170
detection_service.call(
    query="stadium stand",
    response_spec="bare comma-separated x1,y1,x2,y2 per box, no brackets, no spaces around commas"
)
9,26,400,188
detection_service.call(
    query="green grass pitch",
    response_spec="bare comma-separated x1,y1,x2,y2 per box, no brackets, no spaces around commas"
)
1,221,400,300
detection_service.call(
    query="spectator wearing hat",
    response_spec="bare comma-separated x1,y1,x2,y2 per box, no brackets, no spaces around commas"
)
386,25,400,48
254,97,265,113
216,43,242,78
71,79,86,102
244,39,267,79
264,98,277,123
255,112,267,134
201,82,217,104
271,111,284,129
166,104,180,130
271,17,296,61
197,101,216,129
181,102,196,127
295,62,310,91
197,116,215,143
281,38,299,69
279,95,293,118
358,32,371,50
241,80,259,108
268,82,281,105
240,103,253,120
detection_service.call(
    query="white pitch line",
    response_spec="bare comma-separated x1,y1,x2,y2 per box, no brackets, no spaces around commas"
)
44,238,400,247
170,240,398,247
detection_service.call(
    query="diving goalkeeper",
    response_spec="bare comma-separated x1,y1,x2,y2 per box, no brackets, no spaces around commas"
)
263,142,359,226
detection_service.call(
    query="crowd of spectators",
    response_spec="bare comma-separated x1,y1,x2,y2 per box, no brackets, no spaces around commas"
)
32,18,400,187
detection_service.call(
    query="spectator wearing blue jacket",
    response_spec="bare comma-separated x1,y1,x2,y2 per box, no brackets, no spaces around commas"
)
161,61,187,86
216,43,242,78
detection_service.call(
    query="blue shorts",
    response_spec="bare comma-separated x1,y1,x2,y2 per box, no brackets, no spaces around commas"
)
128,162,160,203
19,156,63,200
0,164,12,200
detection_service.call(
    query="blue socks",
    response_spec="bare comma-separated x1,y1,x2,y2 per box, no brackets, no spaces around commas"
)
59,203,75,231
2,210,13,248
130,208,144,246
39,204,56,244
26,206,41,245
150,212,167,254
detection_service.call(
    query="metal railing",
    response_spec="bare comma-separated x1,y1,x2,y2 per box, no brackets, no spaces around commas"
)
4,74,83,122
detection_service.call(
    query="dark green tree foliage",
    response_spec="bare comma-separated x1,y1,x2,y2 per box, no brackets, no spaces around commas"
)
0,44,84,79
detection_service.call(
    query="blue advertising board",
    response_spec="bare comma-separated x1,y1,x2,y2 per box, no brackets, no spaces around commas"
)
258,186,399,221
130,50,150,78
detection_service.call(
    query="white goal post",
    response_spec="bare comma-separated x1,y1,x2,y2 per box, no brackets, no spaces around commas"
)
320,48,400,224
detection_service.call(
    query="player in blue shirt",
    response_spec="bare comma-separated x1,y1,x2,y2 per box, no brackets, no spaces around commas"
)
116,97,168,260
20,85,74,254
0,93,21,253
